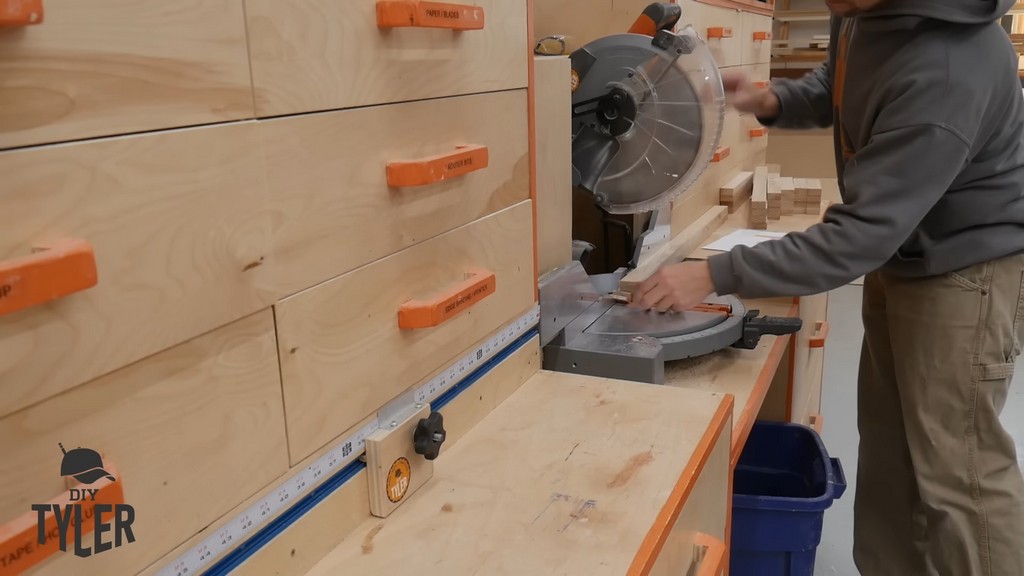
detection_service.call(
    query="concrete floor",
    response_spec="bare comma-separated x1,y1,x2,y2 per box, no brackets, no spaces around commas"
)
813,285,1024,575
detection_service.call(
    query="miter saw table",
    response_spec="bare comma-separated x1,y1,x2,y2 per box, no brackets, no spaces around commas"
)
538,3,802,384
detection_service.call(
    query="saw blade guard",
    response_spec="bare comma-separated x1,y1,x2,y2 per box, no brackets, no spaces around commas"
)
570,25,725,214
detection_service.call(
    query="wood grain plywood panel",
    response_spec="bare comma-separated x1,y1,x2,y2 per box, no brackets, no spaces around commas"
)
245,0,528,117
0,0,254,149
0,311,288,576
274,201,535,464
0,122,275,419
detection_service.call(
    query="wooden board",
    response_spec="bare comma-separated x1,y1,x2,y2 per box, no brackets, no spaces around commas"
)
750,166,768,229
303,370,732,575
245,0,528,117
274,201,536,464
258,90,529,297
0,0,254,149
0,311,288,576
0,122,274,419
533,56,573,278
619,206,729,294
720,170,754,213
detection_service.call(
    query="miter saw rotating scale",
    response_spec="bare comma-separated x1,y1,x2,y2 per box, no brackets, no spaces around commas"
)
539,3,802,385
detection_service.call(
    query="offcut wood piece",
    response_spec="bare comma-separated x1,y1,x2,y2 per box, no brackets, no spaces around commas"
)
303,371,733,575
365,404,434,518
766,163,782,174
618,205,729,295
750,166,769,230
767,175,783,221
804,178,823,215
719,171,754,213
534,56,574,277
780,177,796,215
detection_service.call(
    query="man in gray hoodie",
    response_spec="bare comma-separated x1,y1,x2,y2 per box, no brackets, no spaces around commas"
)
630,0,1024,573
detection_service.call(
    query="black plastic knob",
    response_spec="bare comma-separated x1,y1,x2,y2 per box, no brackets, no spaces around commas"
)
413,411,446,461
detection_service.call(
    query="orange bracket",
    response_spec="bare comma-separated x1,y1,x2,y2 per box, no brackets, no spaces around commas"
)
712,146,730,163
694,533,727,576
809,320,830,348
0,462,124,576
752,31,772,41
0,0,43,27
706,26,733,39
753,80,770,89
376,1,485,30
749,127,767,138
386,144,489,187
398,268,496,329
0,239,98,317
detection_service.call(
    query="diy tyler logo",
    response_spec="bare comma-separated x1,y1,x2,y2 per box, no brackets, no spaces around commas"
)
30,443,136,558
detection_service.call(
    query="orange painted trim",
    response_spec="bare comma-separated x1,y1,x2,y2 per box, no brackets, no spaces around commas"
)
386,144,488,187
398,268,495,329
0,239,98,317
706,26,733,39
627,394,734,576
0,0,43,27
695,0,774,17
752,31,772,41
376,0,485,30
809,320,830,348
527,0,538,302
712,146,730,163
694,533,727,576
749,127,767,138
0,462,124,576
730,302,799,469
785,302,797,422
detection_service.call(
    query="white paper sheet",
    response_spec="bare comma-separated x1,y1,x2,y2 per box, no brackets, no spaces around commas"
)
702,229,788,252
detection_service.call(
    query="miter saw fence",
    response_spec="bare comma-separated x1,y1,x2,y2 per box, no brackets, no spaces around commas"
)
570,5,725,215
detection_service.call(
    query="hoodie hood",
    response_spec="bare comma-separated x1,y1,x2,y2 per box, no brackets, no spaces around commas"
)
861,0,1013,23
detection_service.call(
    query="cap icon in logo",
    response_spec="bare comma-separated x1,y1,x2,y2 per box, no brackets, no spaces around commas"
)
59,442,116,485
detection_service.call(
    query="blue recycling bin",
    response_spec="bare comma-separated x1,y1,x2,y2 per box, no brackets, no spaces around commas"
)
730,420,847,576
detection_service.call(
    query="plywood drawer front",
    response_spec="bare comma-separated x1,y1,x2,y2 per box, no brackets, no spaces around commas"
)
741,11,774,65
648,409,731,575
687,3,742,68
0,122,274,420
0,311,289,576
792,292,829,425
275,200,535,464
0,0,254,150
245,0,529,117
262,90,529,297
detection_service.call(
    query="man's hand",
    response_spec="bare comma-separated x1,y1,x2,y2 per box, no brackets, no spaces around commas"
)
722,70,780,119
628,261,716,313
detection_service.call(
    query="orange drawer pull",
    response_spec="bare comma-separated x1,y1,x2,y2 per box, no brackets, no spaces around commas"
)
694,533,727,576
386,144,489,187
754,80,770,89
0,0,43,27
0,239,98,317
706,26,733,39
712,146,730,162
398,268,495,329
809,320,830,348
749,127,768,138
752,31,772,41
0,456,125,575
376,1,485,30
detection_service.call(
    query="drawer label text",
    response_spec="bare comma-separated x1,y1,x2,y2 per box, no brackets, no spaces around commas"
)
425,8,461,19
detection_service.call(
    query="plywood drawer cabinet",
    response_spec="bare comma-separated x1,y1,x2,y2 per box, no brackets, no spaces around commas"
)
0,122,275,420
0,311,289,576
261,89,530,297
682,2,742,68
274,200,536,465
792,292,829,427
244,0,529,117
0,0,254,150
740,11,774,65
301,371,733,575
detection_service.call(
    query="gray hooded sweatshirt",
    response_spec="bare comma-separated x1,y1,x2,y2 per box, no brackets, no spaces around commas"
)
707,0,1024,298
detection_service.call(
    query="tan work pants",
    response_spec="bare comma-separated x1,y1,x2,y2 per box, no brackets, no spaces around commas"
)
853,253,1024,576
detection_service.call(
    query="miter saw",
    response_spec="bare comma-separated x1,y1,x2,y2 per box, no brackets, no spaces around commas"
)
539,3,802,385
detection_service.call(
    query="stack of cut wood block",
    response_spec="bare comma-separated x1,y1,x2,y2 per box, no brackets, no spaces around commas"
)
745,164,823,229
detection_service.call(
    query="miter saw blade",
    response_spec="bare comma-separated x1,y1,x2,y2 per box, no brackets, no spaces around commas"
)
570,26,725,214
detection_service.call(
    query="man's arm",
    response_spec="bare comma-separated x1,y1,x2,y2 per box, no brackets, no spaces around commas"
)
758,61,835,130
707,121,971,298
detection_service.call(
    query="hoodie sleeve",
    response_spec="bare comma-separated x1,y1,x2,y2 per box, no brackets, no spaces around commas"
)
706,121,971,298
757,62,835,130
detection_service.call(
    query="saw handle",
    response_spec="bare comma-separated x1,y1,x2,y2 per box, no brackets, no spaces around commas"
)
628,2,681,36
732,310,803,350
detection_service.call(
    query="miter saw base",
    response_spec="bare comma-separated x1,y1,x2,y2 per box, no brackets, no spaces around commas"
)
539,261,802,385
